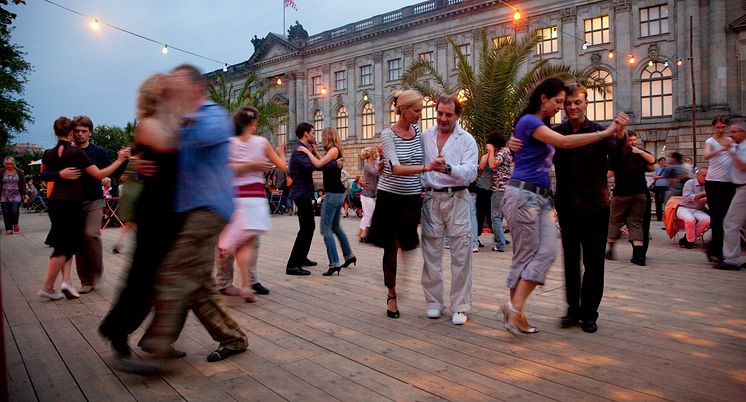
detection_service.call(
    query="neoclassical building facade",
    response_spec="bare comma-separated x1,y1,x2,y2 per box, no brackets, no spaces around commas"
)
208,0,746,176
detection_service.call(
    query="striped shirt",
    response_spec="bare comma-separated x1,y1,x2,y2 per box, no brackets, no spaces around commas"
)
378,125,423,195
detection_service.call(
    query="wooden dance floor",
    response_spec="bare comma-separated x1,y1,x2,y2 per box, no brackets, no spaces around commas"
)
2,211,745,401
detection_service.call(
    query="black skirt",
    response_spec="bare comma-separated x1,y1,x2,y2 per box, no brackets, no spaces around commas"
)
47,200,85,259
367,190,422,251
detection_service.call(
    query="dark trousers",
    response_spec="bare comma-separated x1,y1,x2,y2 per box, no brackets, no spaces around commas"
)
704,180,736,259
653,186,667,221
1,201,20,230
286,196,315,268
559,207,609,322
642,191,652,255
475,188,492,235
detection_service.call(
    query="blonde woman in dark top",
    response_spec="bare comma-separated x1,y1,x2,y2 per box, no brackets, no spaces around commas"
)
39,117,129,300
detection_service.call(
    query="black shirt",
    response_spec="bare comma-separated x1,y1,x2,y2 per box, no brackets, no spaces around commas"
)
42,141,94,202
322,147,345,194
79,143,127,201
610,144,653,196
553,118,616,215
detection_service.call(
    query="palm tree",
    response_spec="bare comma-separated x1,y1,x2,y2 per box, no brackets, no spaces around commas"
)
208,73,289,141
403,32,603,148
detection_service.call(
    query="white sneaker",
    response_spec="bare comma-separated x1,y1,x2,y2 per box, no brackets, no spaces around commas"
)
452,312,468,325
37,289,63,301
61,282,80,299
78,285,94,294
426,308,442,319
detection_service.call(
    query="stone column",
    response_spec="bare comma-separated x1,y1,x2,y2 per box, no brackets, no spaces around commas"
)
346,58,357,142
373,51,385,139
295,71,307,129
612,0,633,117
287,72,297,142
561,7,578,68
707,0,728,109
435,37,448,78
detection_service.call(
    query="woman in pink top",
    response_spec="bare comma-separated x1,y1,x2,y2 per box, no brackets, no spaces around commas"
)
216,106,286,300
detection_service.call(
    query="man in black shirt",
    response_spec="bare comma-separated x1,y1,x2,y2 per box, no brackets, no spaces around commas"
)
606,131,656,266
553,84,625,334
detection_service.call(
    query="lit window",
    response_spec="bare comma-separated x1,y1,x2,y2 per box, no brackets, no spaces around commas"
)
311,75,322,95
550,112,563,125
584,15,610,46
313,109,324,143
334,70,346,91
389,101,398,125
419,51,434,66
643,140,667,159
388,58,402,81
640,5,669,37
360,65,373,86
274,115,287,146
336,106,349,141
454,43,471,67
361,102,376,139
587,70,614,121
641,62,673,117
492,36,512,48
536,26,558,54
420,98,437,131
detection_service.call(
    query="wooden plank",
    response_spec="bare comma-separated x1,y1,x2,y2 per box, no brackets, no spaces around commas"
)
4,316,37,402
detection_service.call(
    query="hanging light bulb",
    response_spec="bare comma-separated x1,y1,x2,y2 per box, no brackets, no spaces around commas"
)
90,18,100,30
276,77,283,86
677,58,683,66
320,86,327,95
608,50,614,59
162,45,168,55
582,42,589,51
628,55,635,64
664,60,669,67
363,93,369,102
222,64,228,72
648,60,654,67
513,10,521,20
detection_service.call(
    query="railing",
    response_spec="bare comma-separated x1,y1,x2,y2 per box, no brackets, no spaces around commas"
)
355,19,374,31
382,11,403,24
413,1,437,15
307,34,324,45
330,27,348,38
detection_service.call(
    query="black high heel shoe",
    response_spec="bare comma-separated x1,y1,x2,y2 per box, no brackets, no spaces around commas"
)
386,295,400,318
341,256,357,268
322,266,342,276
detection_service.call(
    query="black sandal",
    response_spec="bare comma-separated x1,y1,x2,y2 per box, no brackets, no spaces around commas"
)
386,295,400,319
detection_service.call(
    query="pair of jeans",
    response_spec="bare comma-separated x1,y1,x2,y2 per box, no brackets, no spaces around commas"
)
1,201,20,230
320,192,353,267
491,190,506,250
287,196,315,268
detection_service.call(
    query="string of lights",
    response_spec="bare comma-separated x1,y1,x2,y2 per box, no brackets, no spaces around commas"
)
40,0,230,71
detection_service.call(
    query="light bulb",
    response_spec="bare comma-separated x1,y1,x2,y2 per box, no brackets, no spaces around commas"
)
677,59,683,66
162,45,168,55
608,50,614,59
513,11,521,21
276,77,283,86
363,94,368,102
628,55,635,64
582,43,588,51
320,87,327,95
664,61,669,67
648,60,654,66
222,64,228,72
90,19,100,30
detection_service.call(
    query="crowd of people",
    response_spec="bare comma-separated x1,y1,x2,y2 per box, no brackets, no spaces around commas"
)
9,65,744,374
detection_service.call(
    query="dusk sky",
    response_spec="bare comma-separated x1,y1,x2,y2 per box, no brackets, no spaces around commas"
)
9,0,408,148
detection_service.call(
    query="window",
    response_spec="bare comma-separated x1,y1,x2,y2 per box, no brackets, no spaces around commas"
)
419,51,434,66
587,70,614,121
360,65,373,86
640,5,669,37
492,35,512,48
454,43,471,67
311,75,322,95
584,15,610,46
641,62,673,117
550,112,563,125
643,140,667,159
334,70,346,91
336,106,349,141
313,109,324,143
274,115,287,146
388,58,402,81
536,26,558,54
420,98,437,131
361,102,375,139
389,101,398,125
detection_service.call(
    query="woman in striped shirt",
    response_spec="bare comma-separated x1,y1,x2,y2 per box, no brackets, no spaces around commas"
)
367,89,442,319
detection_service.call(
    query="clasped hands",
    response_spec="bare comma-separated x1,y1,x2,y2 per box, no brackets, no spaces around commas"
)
427,156,447,173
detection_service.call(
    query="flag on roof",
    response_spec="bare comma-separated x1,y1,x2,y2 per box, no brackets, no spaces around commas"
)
285,0,298,11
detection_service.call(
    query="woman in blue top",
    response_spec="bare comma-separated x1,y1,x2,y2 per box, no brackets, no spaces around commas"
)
502,78,628,335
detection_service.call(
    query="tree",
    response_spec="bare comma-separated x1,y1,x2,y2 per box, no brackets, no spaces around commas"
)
90,123,135,161
403,32,601,148
0,0,32,155
208,72,288,141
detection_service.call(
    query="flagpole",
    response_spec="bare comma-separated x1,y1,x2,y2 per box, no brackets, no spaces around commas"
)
283,0,286,34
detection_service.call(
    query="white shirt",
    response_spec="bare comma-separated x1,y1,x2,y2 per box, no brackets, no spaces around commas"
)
705,137,733,182
421,123,478,188
732,141,746,185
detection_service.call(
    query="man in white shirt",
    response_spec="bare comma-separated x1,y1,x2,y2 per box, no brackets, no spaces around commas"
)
676,168,710,249
715,121,746,270
420,94,479,325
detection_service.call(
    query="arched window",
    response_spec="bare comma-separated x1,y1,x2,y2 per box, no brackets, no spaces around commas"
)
641,62,672,117
313,109,324,143
336,106,349,141
389,101,398,125
361,102,375,139
420,98,437,131
587,70,614,121
273,115,287,146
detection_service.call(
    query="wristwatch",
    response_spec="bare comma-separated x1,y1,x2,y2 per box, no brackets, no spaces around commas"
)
445,164,452,175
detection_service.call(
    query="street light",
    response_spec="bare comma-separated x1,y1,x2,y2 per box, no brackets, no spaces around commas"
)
500,1,521,21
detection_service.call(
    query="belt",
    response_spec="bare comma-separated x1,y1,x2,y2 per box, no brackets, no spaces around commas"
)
507,179,552,198
425,186,467,193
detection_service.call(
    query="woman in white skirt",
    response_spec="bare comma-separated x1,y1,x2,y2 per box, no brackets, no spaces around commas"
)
216,106,286,300
358,146,379,242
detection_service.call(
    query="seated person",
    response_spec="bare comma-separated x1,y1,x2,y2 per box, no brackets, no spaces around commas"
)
102,177,113,200
312,189,325,216
23,180,37,208
676,168,710,248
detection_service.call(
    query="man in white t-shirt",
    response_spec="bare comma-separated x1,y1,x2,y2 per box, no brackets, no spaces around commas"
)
715,121,746,270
